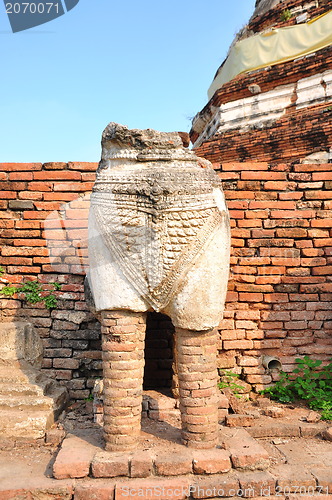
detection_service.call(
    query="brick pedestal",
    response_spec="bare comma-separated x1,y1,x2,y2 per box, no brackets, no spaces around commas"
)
101,310,146,451
175,327,219,449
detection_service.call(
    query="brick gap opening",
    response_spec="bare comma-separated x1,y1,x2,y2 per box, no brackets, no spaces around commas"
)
143,312,175,391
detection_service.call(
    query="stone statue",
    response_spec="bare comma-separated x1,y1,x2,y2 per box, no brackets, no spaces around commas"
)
88,122,230,450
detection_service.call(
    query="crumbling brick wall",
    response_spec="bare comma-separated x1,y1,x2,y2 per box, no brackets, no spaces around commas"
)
194,103,332,164
1,161,331,396
190,46,332,163
0,162,100,400
0,162,174,399
249,0,329,34
218,161,332,390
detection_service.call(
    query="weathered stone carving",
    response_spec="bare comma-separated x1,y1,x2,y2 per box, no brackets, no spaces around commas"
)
88,123,230,450
88,123,230,331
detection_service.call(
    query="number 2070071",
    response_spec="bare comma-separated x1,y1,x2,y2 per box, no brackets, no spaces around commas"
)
6,3,60,14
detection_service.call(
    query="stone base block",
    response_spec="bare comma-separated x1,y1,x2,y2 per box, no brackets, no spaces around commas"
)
0,322,68,440
221,428,271,471
0,375,67,439
53,434,98,480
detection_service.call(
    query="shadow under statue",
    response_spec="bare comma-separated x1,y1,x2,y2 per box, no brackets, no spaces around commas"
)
87,123,230,451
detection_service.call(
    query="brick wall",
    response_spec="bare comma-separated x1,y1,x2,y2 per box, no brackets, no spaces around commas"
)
218,161,332,390
190,45,332,161
1,161,332,396
194,103,332,164
249,0,330,34
0,162,100,400
0,162,174,398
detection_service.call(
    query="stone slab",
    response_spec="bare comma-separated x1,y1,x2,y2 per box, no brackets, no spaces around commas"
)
144,391,177,410
275,438,332,466
0,323,68,440
192,449,231,474
248,423,301,438
0,447,73,498
53,434,100,479
0,485,73,500
237,470,276,497
226,414,255,427
115,477,191,500
154,452,193,476
221,428,270,471
307,467,332,494
190,474,240,499
0,322,42,366
92,451,129,478
270,464,316,492
0,409,54,439
74,480,116,499
300,423,327,438
130,451,154,478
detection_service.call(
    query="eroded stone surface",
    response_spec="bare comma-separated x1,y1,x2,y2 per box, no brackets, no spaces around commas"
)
53,434,98,479
0,322,42,367
0,322,68,440
253,0,281,18
88,122,230,331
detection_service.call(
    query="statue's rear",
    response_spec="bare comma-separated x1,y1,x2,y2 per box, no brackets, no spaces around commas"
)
88,122,230,450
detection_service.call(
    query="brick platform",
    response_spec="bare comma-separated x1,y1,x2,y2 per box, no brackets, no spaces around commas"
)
49,430,332,499
2,472,331,499
1,425,332,499
48,406,332,499
52,427,271,481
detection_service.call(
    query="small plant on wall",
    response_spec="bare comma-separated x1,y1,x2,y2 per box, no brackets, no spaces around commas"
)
218,370,247,399
280,9,292,21
0,266,61,309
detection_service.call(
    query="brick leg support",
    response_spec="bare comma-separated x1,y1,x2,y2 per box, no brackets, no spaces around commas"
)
175,327,219,449
101,310,147,452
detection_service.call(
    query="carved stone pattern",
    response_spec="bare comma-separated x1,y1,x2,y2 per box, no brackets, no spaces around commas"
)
91,167,225,311
93,167,221,197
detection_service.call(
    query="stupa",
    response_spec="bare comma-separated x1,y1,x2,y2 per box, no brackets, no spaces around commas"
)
190,0,332,163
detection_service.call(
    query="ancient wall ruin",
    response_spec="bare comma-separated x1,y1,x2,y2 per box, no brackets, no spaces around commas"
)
1,160,331,398
191,0,332,163
191,45,332,162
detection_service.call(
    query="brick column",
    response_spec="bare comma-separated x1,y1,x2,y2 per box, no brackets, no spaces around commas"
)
101,310,146,451
175,327,219,449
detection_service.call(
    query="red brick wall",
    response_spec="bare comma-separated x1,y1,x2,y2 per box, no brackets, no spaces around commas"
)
196,46,332,118
218,161,332,390
190,44,332,162
0,162,100,400
1,161,332,395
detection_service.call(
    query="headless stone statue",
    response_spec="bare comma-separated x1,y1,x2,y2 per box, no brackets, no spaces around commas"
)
88,123,230,450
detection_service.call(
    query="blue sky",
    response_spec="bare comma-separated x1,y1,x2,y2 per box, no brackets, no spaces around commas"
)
0,0,255,161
